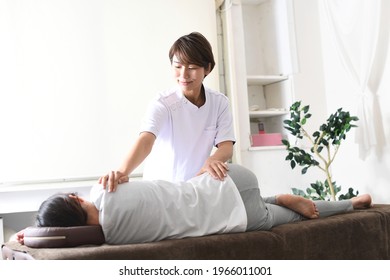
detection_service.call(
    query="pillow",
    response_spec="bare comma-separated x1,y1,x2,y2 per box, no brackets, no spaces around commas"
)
23,225,105,248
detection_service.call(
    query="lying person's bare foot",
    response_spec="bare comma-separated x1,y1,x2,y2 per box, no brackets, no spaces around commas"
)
351,194,372,209
276,194,319,219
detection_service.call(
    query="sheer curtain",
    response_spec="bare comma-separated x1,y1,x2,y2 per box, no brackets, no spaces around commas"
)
320,0,387,159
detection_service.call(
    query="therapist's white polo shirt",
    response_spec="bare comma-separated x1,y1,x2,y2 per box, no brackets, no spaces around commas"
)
140,85,235,182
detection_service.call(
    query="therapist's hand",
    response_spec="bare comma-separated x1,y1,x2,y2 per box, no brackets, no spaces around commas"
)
15,229,25,245
98,170,129,192
197,158,229,181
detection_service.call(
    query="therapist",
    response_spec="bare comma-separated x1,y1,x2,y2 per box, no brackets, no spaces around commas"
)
100,32,235,192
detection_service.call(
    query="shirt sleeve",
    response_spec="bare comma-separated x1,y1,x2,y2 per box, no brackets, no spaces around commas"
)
215,95,236,146
139,97,169,138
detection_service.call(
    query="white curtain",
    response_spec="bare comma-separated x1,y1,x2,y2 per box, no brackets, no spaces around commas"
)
320,0,386,160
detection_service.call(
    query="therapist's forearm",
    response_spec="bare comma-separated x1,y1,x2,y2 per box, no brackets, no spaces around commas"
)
209,141,233,163
119,132,155,175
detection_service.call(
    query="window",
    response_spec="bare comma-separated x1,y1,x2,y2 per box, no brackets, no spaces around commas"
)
0,0,219,184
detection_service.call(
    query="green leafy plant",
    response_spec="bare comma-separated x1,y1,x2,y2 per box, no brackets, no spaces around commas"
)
282,101,359,201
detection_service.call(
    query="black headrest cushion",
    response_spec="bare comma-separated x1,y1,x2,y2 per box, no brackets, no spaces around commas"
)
23,225,105,248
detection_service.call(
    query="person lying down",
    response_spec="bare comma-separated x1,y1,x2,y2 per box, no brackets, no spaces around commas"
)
17,164,372,245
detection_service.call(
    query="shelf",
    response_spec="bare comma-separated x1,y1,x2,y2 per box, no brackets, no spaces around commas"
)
249,109,289,118
248,145,286,151
242,0,269,5
247,75,288,86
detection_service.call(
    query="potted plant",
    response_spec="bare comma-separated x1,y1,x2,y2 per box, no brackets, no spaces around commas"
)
282,101,359,201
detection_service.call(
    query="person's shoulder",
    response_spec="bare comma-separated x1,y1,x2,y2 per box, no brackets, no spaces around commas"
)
204,87,230,110
156,86,180,99
152,86,181,105
204,86,224,96
205,86,229,102
144,87,179,113
155,86,184,108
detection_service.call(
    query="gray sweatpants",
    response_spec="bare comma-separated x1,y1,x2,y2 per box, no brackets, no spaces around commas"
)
227,164,353,231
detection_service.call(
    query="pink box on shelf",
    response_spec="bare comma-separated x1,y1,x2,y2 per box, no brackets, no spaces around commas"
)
251,133,283,147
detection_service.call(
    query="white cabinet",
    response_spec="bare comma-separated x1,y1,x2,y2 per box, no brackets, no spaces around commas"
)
247,75,290,146
219,0,297,153
217,0,329,197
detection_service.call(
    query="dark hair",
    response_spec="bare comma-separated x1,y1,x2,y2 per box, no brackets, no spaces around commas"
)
36,192,88,227
169,32,215,73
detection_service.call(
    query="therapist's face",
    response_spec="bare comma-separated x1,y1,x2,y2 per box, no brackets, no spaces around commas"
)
172,55,210,94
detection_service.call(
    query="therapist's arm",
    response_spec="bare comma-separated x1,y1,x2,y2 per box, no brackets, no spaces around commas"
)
99,132,156,192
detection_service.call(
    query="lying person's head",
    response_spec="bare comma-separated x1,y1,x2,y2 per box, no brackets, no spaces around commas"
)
36,193,92,227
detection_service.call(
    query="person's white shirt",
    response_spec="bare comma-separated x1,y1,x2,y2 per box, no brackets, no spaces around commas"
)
90,173,247,245
140,85,235,182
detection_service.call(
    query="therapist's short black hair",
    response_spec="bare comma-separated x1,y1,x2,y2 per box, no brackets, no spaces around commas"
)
169,32,215,73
